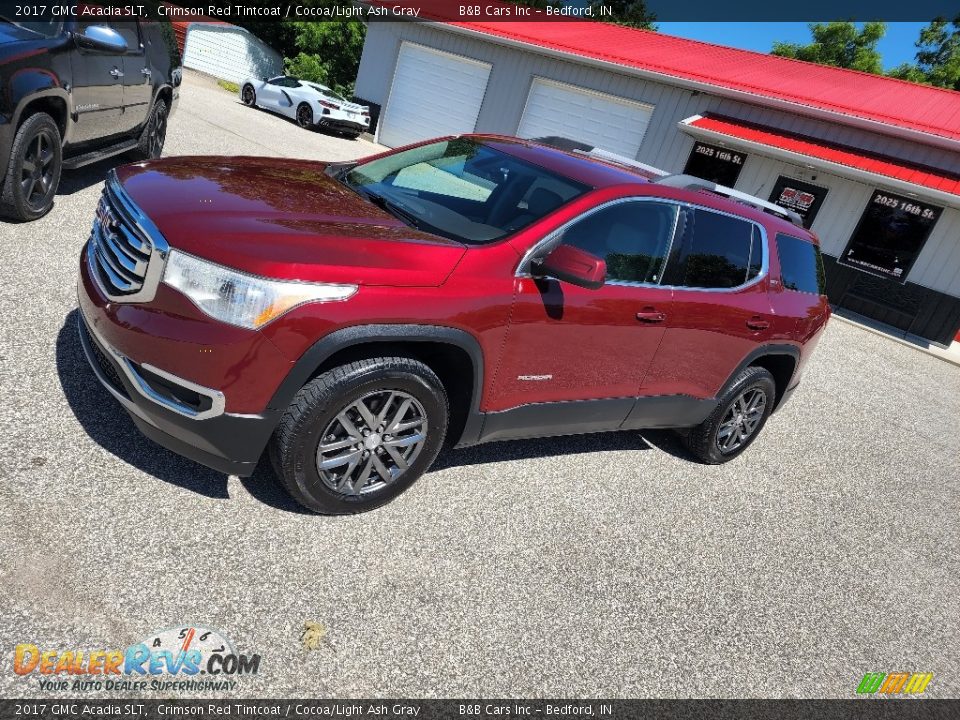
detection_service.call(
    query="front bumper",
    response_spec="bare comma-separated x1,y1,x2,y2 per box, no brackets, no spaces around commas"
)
77,308,279,477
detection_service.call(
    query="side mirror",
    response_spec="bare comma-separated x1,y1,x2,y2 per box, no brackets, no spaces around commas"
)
76,25,128,55
531,244,606,290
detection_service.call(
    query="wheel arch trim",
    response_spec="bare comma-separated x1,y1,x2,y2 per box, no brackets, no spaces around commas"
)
721,343,801,411
266,324,485,443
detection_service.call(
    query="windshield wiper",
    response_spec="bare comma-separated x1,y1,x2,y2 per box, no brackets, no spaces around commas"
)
363,191,421,230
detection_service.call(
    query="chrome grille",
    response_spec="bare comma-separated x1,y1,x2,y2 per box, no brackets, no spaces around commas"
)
86,170,169,303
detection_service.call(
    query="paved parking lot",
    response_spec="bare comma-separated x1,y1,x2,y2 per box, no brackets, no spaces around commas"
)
1,71,959,699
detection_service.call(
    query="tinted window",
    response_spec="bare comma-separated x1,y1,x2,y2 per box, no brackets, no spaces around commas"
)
777,234,826,295
559,202,678,284
676,209,756,289
112,21,140,52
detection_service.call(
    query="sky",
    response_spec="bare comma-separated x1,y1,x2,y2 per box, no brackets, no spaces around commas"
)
656,23,928,70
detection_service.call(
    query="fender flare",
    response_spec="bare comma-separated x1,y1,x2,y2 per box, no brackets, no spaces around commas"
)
719,343,801,409
11,83,71,139
265,324,486,438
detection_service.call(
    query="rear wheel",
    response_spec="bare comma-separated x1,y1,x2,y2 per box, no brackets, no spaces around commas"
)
296,102,313,128
0,112,62,222
241,84,256,106
683,366,776,464
136,98,168,160
269,357,449,514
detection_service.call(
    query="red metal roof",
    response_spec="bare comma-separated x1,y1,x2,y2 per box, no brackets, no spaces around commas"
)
378,1,960,146
685,114,960,199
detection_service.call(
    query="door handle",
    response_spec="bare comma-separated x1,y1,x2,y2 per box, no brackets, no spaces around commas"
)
746,317,770,331
141,68,151,77
110,68,124,78
636,309,666,323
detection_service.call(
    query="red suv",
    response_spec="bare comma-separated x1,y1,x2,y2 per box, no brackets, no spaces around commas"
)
76,135,830,513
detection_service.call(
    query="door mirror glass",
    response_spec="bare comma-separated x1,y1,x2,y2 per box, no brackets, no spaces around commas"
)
77,25,128,54
531,244,606,290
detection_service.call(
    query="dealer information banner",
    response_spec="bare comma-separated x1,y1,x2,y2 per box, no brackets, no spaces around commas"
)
2,700,959,719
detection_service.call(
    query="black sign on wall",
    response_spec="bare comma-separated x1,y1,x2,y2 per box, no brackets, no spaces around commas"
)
683,142,747,186
839,190,942,283
768,176,829,229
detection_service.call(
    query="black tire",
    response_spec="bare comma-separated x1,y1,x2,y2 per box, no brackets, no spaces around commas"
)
269,357,449,514
0,112,62,222
241,84,256,106
136,98,168,160
683,366,776,464
296,102,313,129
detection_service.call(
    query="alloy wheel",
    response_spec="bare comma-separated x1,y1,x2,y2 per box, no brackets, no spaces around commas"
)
716,388,767,454
242,86,254,105
316,390,428,497
297,105,312,127
149,105,167,157
20,130,56,209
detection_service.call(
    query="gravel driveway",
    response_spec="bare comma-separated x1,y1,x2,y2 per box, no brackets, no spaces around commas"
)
1,71,958,700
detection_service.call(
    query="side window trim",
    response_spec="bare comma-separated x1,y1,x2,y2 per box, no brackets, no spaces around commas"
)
516,197,770,293
516,196,683,285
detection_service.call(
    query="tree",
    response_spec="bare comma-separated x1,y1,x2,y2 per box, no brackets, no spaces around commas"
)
591,0,656,30
907,17,960,90
283,20,366,95
771,22,886,74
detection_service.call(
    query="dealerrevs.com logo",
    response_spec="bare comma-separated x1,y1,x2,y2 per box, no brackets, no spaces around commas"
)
13,625,261,693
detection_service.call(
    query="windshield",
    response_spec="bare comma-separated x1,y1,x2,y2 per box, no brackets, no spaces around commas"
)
2,19,63,37
342,138,589,244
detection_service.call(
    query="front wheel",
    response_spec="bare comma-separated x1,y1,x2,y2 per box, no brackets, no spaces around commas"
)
136,98,168,160
241,84,256,106
683,366,776,464
0,112,62,222
269,357,449,514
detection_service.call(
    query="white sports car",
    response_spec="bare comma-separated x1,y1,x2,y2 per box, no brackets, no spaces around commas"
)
239,76,370,138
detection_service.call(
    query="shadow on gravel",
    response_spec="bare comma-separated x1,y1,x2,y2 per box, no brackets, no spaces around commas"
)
637,429,697,462
56,310,230,499
57,153,140,197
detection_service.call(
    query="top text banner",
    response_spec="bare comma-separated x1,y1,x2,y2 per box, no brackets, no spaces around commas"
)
1,0,958,23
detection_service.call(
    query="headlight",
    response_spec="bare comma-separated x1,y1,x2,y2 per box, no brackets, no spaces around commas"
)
162,250,357,330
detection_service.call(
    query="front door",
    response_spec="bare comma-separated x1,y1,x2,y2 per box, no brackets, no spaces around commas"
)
115,20,152,133
69,21,124,145
491,199,682,430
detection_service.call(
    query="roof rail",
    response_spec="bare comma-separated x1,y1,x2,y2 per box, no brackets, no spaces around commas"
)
654,174,804,227
573,147,669,178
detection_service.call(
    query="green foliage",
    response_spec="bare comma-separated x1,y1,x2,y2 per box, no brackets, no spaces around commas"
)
283,52,330,86
772,22,886,74
912,17,960,90
285,20,366,95
217,79,240,94
591,0,656,30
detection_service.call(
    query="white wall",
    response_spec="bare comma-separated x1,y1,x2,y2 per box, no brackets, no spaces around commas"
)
182,25,282,85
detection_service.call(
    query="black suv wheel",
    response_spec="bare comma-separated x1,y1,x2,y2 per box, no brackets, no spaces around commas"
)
0,112,62,222
269,357,449,514
136,98,168,160
683,366,776,464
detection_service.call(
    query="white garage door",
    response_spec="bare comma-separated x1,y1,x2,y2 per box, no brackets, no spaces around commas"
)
518,78,654,158
379,43,491,148
183,26,283,85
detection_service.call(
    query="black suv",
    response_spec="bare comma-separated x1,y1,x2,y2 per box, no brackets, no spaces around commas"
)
0,17,180,221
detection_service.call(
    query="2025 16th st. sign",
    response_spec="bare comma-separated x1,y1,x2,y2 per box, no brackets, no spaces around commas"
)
839,190,942,283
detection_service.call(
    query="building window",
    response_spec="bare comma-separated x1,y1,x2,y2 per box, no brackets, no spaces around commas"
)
683,141,746,186
768,176,829,229
839,190,942,283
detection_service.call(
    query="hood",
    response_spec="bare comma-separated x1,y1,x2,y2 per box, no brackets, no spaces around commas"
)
114,157,467,287
0,23,37,45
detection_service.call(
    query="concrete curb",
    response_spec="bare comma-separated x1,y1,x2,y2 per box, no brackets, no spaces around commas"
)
831,312,960,369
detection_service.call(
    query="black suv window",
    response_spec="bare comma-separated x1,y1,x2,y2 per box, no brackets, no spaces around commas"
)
777,233,826,295
112,21,141,53
558,201,678,284
673,208,758,289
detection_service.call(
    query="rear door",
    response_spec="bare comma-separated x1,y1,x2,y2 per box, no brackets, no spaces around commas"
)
643,206,776,399
69,20,124,144
491,198,680,424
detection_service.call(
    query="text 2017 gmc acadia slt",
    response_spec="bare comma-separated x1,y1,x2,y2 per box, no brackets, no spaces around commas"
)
76,135,830,514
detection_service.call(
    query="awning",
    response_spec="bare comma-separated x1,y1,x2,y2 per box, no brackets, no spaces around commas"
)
679,114,960,207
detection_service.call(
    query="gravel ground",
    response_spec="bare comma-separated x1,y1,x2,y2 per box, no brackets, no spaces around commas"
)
1,71,958,700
